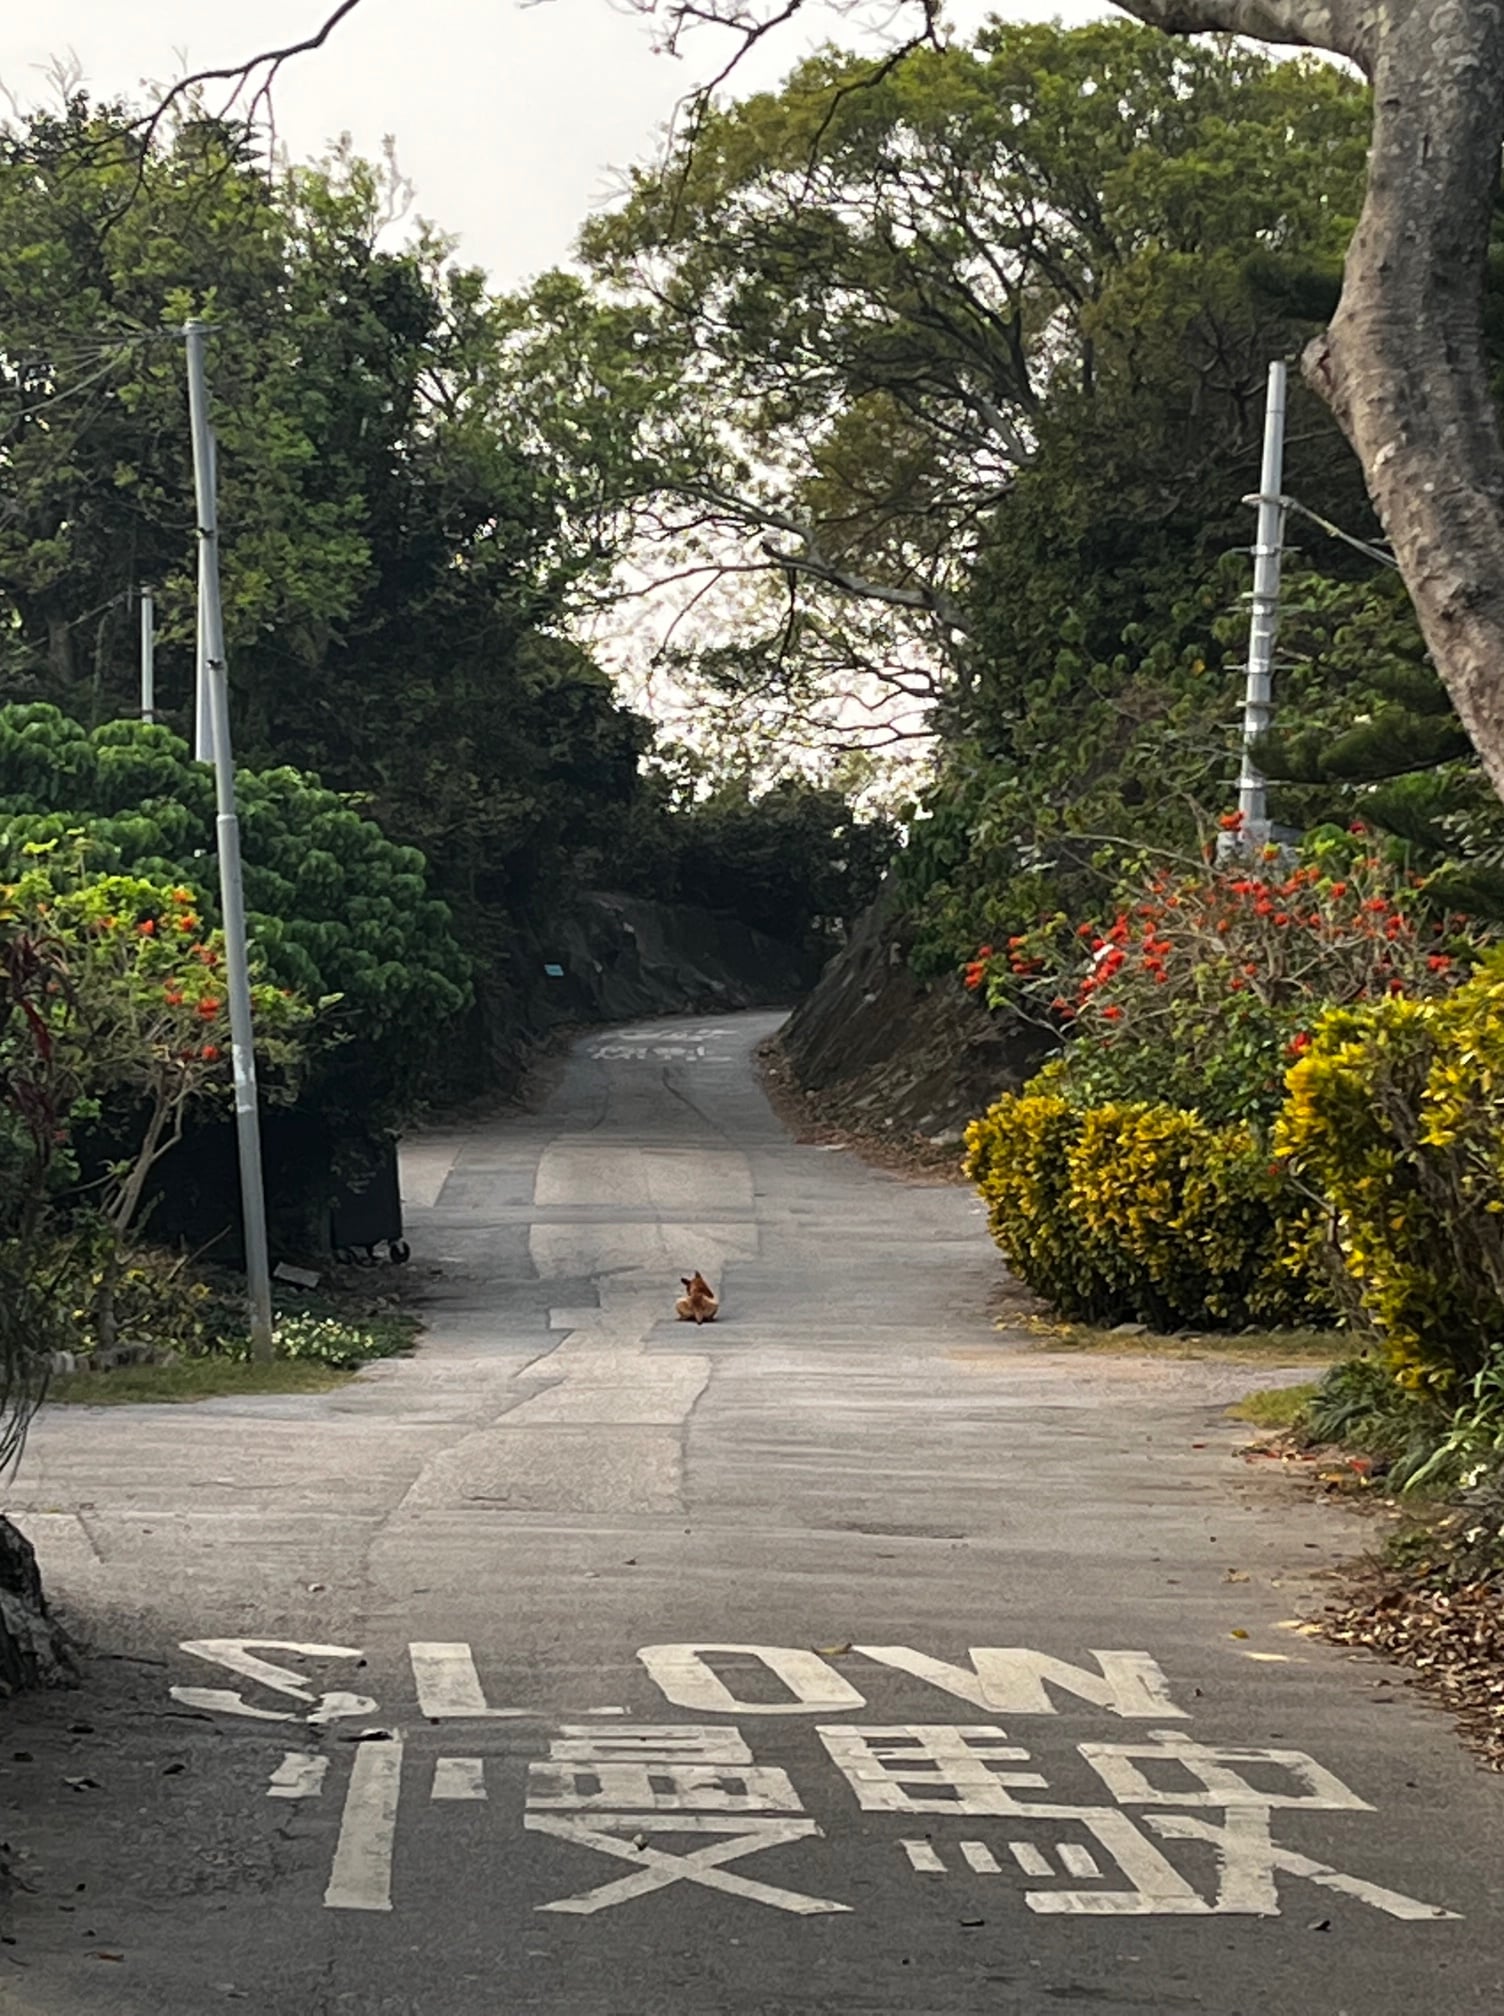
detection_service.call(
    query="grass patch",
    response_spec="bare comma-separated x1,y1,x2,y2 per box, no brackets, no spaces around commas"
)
1027,1318,1345,1364
1227,1380,1320,1429
45,1358,361,1405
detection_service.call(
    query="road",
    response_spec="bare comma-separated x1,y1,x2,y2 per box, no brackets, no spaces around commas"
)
3,1011,1502,2015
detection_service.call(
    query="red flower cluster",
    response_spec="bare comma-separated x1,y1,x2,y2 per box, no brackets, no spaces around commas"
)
963,943,994,991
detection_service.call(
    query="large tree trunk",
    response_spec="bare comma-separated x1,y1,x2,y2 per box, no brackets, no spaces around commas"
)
1117,1,1504,803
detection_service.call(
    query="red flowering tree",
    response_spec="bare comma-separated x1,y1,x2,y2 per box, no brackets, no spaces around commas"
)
961,825,1491,1125
0,896,75,1464
8,857,312,1247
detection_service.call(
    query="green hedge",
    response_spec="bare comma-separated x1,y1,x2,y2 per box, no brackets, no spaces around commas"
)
965,1091,1334,1330
1277,959,1504,1396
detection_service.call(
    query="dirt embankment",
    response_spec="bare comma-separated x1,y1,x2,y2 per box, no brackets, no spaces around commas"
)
770,880,1053,1163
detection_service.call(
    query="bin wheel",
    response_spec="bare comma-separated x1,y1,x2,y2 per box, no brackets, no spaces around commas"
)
389,1239,411,1266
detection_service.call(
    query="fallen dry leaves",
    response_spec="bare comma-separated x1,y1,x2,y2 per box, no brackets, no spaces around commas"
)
1319,1569,1504,1770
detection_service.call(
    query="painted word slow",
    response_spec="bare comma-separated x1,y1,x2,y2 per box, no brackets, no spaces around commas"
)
167,1638,1460,1927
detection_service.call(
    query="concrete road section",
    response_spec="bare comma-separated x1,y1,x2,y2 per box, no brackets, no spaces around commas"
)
3,1012,1502,2014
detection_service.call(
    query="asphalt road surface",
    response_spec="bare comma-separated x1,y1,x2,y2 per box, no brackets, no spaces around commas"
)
4,1011,1503,2016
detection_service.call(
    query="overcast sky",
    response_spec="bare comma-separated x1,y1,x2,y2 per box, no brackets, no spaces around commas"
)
0,0,1112,291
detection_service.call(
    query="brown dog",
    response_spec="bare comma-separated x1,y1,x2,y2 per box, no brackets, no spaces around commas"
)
675,1272,719,1325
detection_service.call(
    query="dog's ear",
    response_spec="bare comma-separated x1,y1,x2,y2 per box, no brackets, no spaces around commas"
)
681,1277,692,1290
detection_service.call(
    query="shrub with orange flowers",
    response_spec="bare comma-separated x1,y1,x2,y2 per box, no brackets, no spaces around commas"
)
960,826,1500,1342
5,851,313,1319
961,833,1489,1127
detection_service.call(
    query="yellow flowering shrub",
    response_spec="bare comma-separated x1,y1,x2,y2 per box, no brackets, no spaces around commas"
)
965,1091,1333,1330
1275,959,1504,1395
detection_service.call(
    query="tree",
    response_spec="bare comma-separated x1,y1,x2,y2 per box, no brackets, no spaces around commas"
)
3,857,311,1348
0,898,72,1468
1116,2,1504,809
664,774,896,944
0,708,469,1134
0,100,650,914
498,21,1368,744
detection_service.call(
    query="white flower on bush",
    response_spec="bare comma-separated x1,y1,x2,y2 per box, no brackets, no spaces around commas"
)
273,1315,381,1369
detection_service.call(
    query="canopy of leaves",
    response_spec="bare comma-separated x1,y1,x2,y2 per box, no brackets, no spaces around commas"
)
497,21,1371,745
0,706,468,1128
0,96,654,913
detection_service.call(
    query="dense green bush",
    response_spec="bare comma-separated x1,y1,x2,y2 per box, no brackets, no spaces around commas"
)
1,892,76,1461
965,1088,1334,1330
0,707,470,1127
1276,959,1504,1397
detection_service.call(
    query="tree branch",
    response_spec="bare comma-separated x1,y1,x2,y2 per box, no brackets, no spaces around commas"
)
1111,0,1374,67
127,0,367,145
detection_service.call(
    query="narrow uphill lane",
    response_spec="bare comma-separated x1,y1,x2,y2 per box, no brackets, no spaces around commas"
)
4,1012,1502,2016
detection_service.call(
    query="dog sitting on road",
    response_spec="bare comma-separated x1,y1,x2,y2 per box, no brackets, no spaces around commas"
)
675,1272,719,1325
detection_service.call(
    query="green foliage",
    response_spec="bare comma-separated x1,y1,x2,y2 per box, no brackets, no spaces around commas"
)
1303,1355,1453,1485
965,1091,1335,1331
46,1358,353,1404
1404,1347,1504,1494
1276,960,1504,1397
1253,572,1504,908
0,707,467,1127
0,893,74,1464
497,22,1370,757
9,854,311,1236
647,774,895,944
1228,1382,1321,1430
63,1234,214,1356
256,1312,414,1370
968,844,1490,1128
0,100,658,987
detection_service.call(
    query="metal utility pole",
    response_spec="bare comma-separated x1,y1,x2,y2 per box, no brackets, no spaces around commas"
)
1237,360,1288,849
184,320,275,1364
139,587,155,723
194,430,216,763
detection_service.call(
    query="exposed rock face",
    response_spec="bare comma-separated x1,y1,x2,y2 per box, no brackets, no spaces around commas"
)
778,880,1054,1140
0,1515,76,1697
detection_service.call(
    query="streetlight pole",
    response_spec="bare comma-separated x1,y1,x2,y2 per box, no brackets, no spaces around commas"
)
194,430,216,763
1237,360,1289,849
183,319,275,1364
139,587,155,724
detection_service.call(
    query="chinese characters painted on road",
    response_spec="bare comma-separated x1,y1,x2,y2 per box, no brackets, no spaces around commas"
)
167,1637,1459,1927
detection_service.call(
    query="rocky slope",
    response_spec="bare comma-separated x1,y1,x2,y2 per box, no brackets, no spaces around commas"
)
775,878,1053,1147
0,1516,75,1698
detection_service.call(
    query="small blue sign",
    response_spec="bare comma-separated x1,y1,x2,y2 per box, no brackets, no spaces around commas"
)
543,963,565,978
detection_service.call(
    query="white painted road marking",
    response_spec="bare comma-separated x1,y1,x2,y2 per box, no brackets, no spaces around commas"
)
409,1642,528,1720
638,1643,867,1715
1080,1730,1373,1810
529,1761,804,1813
819,1725,1048,1814
1146,1809,1461,1920
1058,1843,1103,1879
1021,1808,1208,1916
632,1644,1187,1718
432,1757,487,1801
325,1737,405,1913
527,1815,850,1916
853,1646,1188,1719
173,1639,376,1725
267,1751,329,1800
161,1639,1465,1925
546,1726,752,1761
